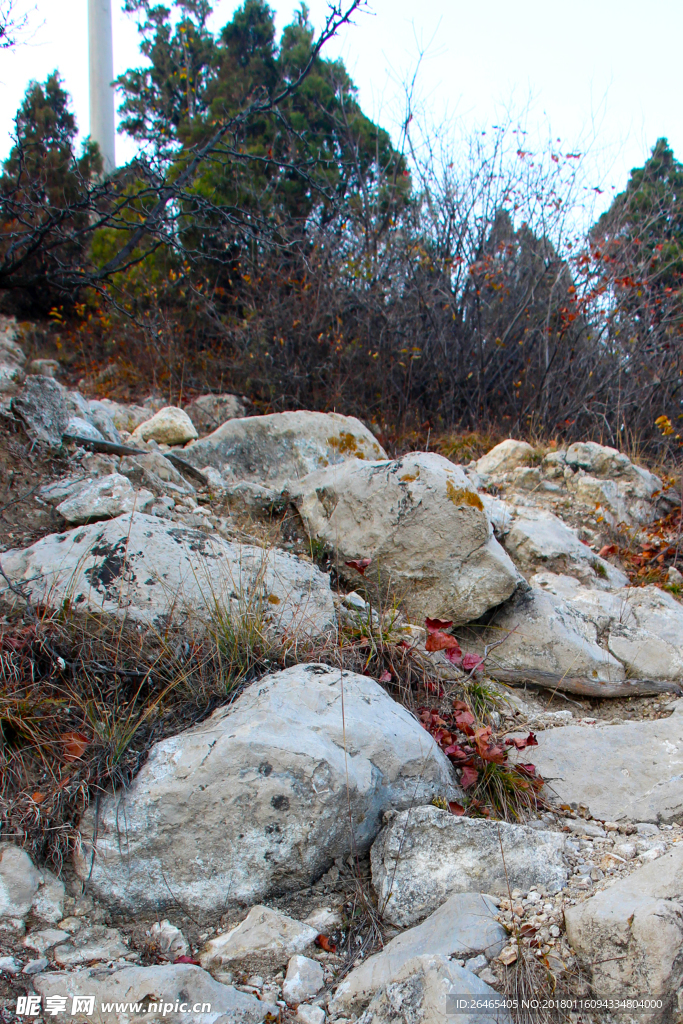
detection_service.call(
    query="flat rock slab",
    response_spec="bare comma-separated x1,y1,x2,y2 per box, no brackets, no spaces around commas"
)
330,893,506,1015
34,963,274,1023
520,700,683,823
182,409,386,487
371,806,567,926
75,665,459,918
1,512,335,636
201,906,318,968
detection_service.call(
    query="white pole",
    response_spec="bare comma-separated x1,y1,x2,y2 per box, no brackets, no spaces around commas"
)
88,0,116,173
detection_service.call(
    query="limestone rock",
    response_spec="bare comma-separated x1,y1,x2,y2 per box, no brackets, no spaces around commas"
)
476,439,535,476
330,893,505,1015
371,806,567,926
470,572,683,696
282,955,324,1004
23,927,70,954
56,474,154,524
185,393,246,435
0,845,41,922
32,867,65,924
75,665,459,918
518,700,683,822
34,963,275,1023
2,513,336,635
90,398,151,433
11,377,122,447
53,925,130,965
201,907,318,969
131,406,198,445
293,452,522,625
182,410,386,488
501,507,627,587
565,441,633,477
296,1006,325,1024
118,452,195,498
344,954,507,1024
565,846,683,1023
149,920,189,960
64,416,106,442
29,358,60,377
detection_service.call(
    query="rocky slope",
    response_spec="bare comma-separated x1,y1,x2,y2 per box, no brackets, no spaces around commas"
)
1,316,682,1024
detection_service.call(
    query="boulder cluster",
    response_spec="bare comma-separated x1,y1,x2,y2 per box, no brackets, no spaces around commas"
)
1,317,682,1024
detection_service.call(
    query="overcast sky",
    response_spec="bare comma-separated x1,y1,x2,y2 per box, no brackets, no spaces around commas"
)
2,0,682,217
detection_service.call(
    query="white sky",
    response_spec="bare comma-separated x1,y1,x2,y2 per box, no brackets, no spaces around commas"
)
1,0,682,218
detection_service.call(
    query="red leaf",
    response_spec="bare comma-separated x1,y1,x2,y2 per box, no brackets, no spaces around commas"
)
174,955,201,965
452,700,470,712
517,763,539,776
599,544,618,557
520,923,537,938
315,934,337,953
460,764,479,789
62,732,89,762
444,648,463,666
378,670,392,683
448,801,465,815
425,617,454,633
505,731,538,750
345,558,371,574
443,743,471,762
425,631,461,653
462,652,484,673
454,710,475,735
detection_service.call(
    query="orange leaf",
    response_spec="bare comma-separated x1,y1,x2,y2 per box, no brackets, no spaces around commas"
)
425,631,462,654
315,934,337,953
61,732,89,762
31,792,45,804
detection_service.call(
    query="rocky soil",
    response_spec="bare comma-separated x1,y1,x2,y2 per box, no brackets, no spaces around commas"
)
1,315,682,1024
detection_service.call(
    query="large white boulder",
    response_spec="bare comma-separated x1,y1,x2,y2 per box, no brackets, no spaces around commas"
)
75,664,459,918
564,846,683,1023
56,474,154,524
476,439,535,476
34,963,275,1023
293,452,522,625
330,893,506,1015
1,513,336,636
182,410,386,488
131,406,198,445
517,699,683,823
371,806,567,926
470,572,683,696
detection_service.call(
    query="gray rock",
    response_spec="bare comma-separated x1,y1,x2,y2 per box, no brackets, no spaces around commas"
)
89,398,150,433
471,572,683,696
565,441,633,477
476,439,535,476
0,844,41,921
56,474,154,524
1,512,336,635
11,377,120,448
148,920,189,960
348,955,507,1024
565,846,683,1023
131,407,198,446
182,410,386,488
185,394,246,435
296,1006,325,1024
501,507,627,588
23,927,69,954
293,452,522,626
29,358,60,377
22,957,49,975
201,907,318,969
371,807,567,926
75,665,458,918
282,955,325,1004
519,700,683,822
64,416,106,442
53,925,130,965
0,955,22,974
562,818,606,838
119,452,195,498
330,893,505,1015
34,963,275,1023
